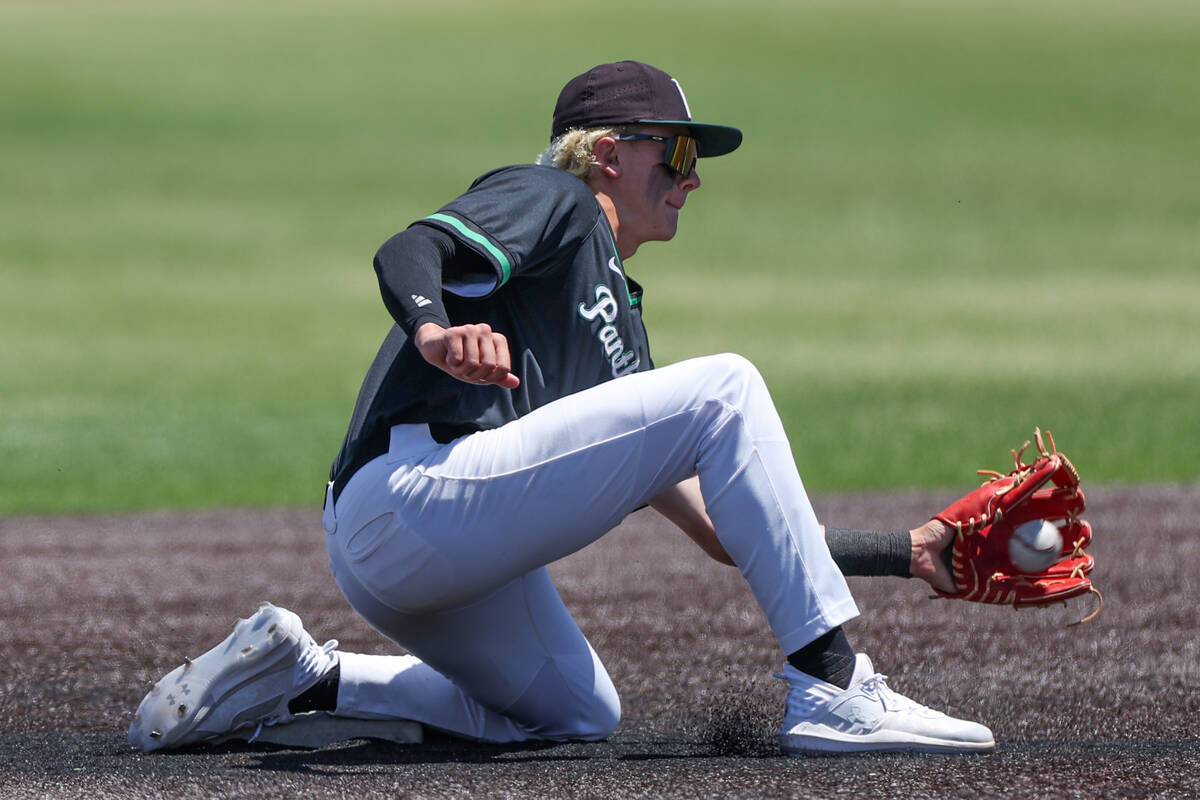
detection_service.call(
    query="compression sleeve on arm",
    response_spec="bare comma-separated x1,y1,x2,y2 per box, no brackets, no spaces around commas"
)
373,224,494,336
374,225,453,335
824,528,912,578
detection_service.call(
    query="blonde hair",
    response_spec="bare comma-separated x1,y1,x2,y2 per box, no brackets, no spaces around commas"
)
535,125,632,180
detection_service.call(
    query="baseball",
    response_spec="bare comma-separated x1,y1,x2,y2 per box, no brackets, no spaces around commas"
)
1008,519,1063,572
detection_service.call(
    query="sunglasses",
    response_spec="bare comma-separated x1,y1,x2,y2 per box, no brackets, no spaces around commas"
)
613,133,699,177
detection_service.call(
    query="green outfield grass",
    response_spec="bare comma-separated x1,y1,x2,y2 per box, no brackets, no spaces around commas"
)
2,0,1196,513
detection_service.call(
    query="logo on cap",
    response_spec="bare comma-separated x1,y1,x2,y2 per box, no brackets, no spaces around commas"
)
670,79,692,119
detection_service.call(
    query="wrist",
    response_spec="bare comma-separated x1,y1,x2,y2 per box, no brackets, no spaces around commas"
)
411,315,450,339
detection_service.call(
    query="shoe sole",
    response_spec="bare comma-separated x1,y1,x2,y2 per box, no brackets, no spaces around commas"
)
215,713,424,748
128,603,303,751
781,730,995,756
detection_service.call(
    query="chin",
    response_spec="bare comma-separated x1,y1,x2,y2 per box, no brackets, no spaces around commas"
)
656,216,680,241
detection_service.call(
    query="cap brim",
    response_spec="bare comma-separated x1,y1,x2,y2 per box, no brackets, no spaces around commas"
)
637,119,743,158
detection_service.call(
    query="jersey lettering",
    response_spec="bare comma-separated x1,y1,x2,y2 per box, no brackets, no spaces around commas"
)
578,284,619,324
577,284,640,378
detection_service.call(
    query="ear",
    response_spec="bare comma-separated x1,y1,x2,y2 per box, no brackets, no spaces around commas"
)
592,136,621,178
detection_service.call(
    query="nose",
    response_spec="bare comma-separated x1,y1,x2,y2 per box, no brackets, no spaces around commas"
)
678,167,701,192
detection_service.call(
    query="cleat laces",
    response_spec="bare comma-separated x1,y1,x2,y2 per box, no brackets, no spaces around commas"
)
858,673,927,715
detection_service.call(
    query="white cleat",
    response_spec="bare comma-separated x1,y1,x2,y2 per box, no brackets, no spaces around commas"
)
779,654,995,755
128,602,338,752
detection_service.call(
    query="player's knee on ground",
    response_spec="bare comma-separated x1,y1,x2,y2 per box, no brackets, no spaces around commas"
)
558,690,621,741
504,659,621,741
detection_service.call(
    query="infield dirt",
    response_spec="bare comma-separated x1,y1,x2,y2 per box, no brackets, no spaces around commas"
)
2,485,1196,798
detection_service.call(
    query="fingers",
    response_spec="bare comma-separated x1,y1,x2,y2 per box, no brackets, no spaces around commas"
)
421,323,521,388
490,331,519,387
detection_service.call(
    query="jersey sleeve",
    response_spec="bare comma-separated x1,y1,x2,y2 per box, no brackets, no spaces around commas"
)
374,224,464,335
413,165,602,297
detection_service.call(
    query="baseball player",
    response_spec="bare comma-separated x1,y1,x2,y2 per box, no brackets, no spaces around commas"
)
129,61,996,755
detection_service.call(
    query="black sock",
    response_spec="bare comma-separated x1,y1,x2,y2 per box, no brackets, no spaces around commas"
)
786,627,855,690
287,661,340,715
824,528,912,578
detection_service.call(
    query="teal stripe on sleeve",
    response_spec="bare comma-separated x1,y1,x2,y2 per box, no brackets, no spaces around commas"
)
425,213,512,285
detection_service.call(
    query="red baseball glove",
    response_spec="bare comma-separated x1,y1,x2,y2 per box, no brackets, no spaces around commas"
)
933,428,1100,622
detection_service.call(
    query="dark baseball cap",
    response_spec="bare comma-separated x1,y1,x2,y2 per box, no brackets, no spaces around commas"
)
551,60,742,158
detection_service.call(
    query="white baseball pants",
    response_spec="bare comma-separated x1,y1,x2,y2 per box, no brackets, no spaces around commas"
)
322,353,858,742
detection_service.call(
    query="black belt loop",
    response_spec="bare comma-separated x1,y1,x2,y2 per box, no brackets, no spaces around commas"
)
330,474,350,507
428,421,479,444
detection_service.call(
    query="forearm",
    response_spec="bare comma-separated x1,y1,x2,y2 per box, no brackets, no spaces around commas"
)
649,476,735,566
823,527,912,578
823,522,956,593
648,481,945,585
373,225,455,335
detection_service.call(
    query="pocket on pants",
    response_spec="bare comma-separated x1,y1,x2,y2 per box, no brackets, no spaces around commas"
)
340,511,457,614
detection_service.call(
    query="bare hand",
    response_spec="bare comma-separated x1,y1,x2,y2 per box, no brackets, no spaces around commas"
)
414,322,521,389
909,519,958,593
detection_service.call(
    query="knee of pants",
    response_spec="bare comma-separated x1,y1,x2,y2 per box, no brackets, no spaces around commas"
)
506,658,622,741
707,351,757,376
553,692,621,742
578,685,622,741
545,689,621,742
702,352,767,406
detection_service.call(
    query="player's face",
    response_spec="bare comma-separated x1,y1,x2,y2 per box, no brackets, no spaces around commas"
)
611,125,701,252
